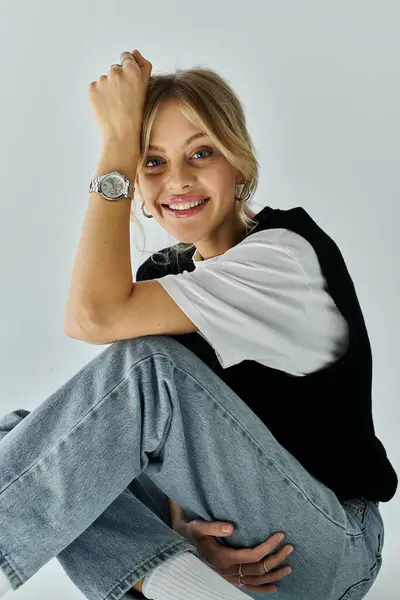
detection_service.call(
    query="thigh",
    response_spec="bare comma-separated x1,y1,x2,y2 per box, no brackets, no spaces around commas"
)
130,335,353,599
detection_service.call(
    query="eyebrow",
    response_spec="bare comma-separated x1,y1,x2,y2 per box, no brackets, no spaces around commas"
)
148,132,207,152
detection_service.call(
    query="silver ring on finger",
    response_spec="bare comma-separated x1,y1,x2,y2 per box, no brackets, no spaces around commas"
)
263,558,269,573
238,563,244,587
110,58,132,69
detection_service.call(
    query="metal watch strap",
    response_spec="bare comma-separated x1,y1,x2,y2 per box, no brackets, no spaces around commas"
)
89,176,102,194
89,174,134,200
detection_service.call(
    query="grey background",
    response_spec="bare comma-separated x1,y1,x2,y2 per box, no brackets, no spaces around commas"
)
0,1,398,598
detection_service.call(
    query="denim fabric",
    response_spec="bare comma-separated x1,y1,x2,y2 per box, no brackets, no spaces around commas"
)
0,335,384,599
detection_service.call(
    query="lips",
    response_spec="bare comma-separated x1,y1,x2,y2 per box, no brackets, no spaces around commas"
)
162,195,209,206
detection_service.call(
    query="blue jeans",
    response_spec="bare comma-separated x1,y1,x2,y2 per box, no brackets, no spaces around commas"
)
0,335,384,600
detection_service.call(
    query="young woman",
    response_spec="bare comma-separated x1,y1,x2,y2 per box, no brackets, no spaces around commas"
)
0,50,397,600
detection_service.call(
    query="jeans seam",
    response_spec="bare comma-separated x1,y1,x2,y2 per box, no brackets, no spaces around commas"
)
0,549,27,589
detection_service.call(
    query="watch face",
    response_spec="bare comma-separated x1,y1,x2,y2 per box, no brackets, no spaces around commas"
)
101,173,125,198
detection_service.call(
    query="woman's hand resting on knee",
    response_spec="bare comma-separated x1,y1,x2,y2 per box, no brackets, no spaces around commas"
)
172,516,294,594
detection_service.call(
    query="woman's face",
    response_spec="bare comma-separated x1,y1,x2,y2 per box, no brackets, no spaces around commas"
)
135,99,243,244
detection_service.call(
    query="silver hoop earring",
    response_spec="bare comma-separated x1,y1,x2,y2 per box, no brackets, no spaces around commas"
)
235,183,251,202
141,201,153,218
236,191,251,202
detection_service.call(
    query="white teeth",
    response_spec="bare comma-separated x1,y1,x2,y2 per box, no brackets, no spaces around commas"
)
168,198,207,211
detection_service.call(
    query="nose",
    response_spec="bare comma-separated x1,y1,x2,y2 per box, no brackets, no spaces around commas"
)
165,162,198,189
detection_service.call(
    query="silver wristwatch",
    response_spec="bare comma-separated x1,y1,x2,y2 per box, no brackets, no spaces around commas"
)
89,171,135,201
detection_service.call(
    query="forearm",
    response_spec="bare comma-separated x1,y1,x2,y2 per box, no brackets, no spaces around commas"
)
64,137,140,332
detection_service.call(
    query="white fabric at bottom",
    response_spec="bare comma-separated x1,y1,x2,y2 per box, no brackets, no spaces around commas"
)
0,571,12,596
142,551,249,600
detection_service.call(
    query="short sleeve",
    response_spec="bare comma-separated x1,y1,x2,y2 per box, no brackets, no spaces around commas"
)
153,231,311,369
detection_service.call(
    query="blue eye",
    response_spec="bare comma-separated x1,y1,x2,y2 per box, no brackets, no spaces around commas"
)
145,148,213,169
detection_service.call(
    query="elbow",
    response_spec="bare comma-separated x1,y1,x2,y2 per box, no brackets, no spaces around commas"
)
63,319,86,340
63,313,94,341
63,317,109,345
63,303,99,341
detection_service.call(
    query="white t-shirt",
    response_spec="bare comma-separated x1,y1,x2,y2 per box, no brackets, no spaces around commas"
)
154,228,350,376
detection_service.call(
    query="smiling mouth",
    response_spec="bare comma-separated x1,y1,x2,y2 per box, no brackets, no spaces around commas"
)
162,198,210,210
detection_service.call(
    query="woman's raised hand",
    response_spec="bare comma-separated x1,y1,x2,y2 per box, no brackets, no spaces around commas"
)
88,49,152,142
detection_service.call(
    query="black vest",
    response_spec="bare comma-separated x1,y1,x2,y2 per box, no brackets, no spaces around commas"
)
136,206,398,502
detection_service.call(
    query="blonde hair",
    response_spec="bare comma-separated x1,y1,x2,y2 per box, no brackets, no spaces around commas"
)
131,65,261,267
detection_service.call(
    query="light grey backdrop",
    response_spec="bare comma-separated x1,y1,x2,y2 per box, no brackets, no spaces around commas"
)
0,1,398,598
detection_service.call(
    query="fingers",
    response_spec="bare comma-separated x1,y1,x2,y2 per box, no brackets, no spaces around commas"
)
262,544,294,575
251,533,288,562
221,561,292,594
217,545,293,576
237,582,280,594
190,519,233,540
237,564,293,593
221,531,287,566
192,520,294,583
119,49,152,78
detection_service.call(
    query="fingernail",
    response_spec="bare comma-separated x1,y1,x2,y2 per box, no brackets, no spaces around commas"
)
278,533,285,542
287,546,294,554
